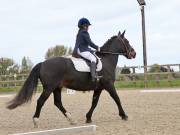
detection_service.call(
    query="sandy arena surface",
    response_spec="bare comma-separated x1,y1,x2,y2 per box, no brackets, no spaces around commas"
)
0,89,180,135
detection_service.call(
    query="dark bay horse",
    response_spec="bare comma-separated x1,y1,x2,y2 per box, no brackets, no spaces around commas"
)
7,31,136,127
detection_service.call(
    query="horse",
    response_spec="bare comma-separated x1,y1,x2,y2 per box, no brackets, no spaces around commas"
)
7,30,136,127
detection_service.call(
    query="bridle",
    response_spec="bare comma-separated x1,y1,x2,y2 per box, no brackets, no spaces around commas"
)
99,36,132,57
117,36,132,58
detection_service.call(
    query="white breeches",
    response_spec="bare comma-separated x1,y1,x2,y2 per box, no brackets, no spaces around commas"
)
78,49,97,63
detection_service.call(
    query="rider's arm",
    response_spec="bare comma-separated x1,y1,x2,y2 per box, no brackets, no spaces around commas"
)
82,31,99,50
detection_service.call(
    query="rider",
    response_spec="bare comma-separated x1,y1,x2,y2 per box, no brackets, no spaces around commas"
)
73,18,100,82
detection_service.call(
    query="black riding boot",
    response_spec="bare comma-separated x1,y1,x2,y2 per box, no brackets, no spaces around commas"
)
90,62,97,82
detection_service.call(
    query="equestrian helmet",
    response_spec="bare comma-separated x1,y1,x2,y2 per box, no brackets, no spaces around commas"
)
78,18,91,28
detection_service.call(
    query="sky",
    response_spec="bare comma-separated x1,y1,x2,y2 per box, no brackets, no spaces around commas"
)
0,0,180,68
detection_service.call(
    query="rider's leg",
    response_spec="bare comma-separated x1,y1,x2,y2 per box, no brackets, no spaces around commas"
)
90,61,97,82
77,50,97,82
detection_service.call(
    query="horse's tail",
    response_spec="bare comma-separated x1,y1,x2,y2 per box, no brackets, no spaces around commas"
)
7,63,42,109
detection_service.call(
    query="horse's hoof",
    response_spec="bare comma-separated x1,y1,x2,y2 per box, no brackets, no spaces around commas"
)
121,115,128,121
86,119,92,123
65,112,77,125
33,118,39,128
70,120,77,125
68,118,77,125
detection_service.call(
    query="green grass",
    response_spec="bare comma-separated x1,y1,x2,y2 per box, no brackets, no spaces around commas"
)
115,79,180,89
0,86,43,93
0,87,20,93
0,79,180,92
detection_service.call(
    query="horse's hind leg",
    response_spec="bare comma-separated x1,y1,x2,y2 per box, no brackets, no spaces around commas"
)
33,89,52,127
53,87,76,125
86,89,102,123
53,87,66,114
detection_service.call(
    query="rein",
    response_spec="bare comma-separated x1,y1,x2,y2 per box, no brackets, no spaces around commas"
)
96,34,133,57
99,37,130,56
99,51,126,55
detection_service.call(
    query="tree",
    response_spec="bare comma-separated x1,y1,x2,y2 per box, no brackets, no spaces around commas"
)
0,58,14,75
121,65,131,74
20,56,33,74
45,45,73,59
115,66,132,81
148,64,160,73
7,64,20,74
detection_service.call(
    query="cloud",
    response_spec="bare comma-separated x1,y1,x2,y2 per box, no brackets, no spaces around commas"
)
0,0,179,66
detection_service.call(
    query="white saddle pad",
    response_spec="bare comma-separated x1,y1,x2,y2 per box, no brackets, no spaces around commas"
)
66,56,102,72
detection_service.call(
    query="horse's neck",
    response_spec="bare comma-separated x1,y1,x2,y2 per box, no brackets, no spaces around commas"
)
103,54,119,69
100,39,119,70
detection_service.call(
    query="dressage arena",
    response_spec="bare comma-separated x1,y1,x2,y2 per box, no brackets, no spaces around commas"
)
0,89,180,135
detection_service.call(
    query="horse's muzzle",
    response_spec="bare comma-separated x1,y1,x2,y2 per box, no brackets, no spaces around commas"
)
130,50,136,59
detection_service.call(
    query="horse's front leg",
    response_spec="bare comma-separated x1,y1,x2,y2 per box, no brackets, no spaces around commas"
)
103,81,128,120
86,89,102,123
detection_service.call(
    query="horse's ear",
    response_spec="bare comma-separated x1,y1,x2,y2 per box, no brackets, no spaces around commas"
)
118,31,121,36
121,30,126,38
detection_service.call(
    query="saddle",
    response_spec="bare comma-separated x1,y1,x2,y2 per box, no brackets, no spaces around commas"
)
67,53,102,72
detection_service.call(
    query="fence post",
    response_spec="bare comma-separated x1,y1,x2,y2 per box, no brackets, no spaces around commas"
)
14,74,17,87
167,65,172,86
132,67,136,86
155,73,160,87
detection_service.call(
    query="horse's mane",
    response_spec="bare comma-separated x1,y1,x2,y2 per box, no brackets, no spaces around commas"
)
100,36,117,51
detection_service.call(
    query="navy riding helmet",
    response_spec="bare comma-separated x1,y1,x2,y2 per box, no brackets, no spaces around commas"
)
78,18,91,28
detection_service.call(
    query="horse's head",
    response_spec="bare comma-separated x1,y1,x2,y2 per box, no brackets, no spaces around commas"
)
117,30,136,59
100,30,136,59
